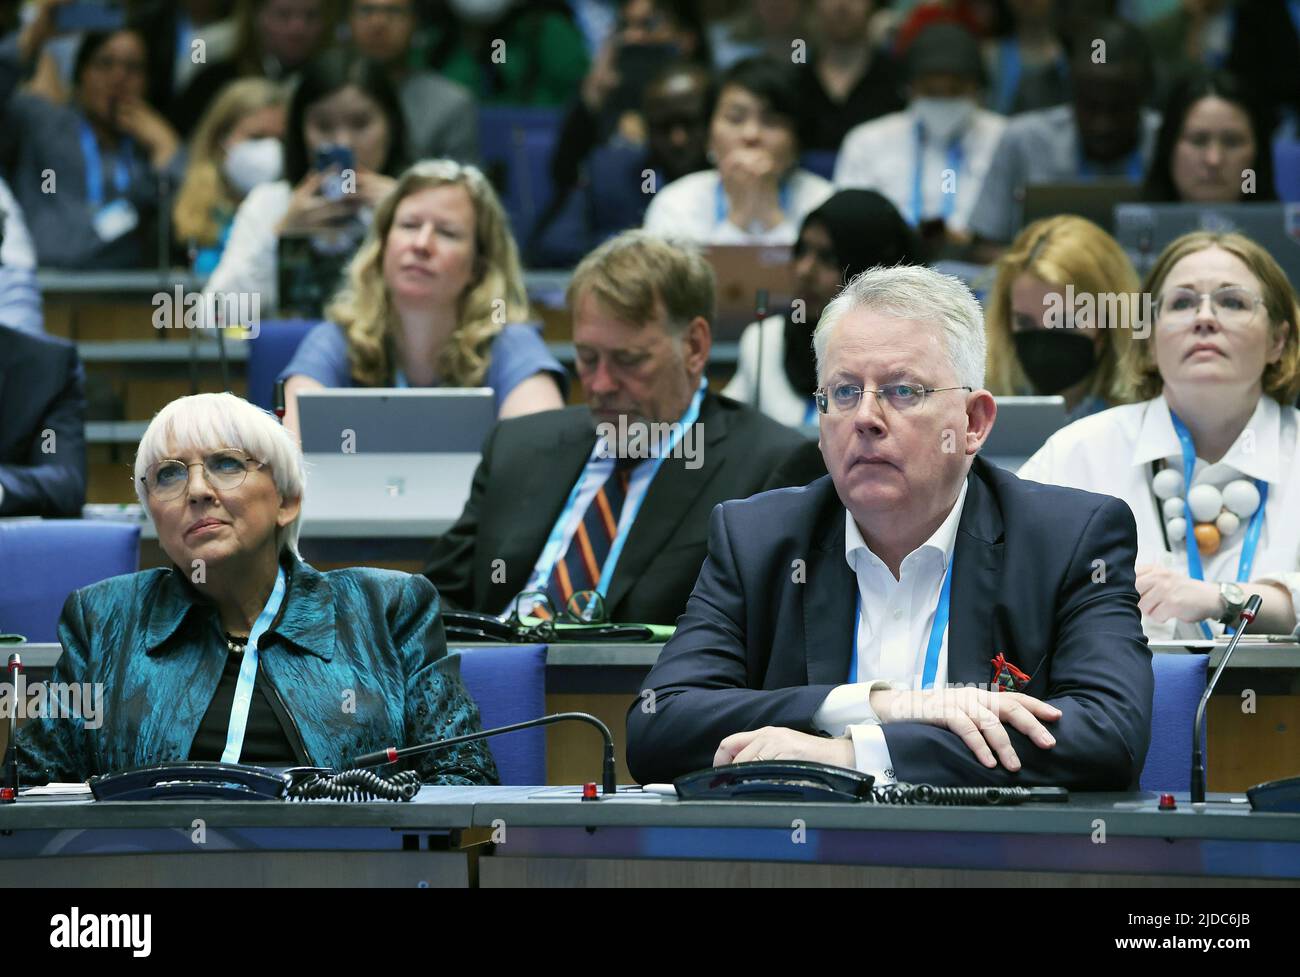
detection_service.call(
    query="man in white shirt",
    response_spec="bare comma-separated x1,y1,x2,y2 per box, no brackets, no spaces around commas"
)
833,22,1006,246
627,263,1153,788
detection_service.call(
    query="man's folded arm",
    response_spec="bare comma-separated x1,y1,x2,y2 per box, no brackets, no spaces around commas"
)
627,503,837,783
883,496,1153,789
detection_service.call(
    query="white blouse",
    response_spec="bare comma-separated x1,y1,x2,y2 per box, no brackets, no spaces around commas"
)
1019,394,1300,638
642,167,833,246
203,180,293,321
721,313,818,428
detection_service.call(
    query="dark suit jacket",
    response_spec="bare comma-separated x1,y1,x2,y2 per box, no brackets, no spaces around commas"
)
423,392,809,625
0,325,86,516
626,457,1153,789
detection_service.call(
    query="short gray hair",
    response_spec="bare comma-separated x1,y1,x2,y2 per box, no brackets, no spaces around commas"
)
134,393,307,556
813,265,987,390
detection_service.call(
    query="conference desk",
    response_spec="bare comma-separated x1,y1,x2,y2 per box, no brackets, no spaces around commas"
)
1,786,1295,887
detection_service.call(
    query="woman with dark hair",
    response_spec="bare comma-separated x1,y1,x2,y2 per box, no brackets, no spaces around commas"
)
202,49,408,320
0,19,184,269
722,189,923,426
1143,69,1277,204
643,56,832,245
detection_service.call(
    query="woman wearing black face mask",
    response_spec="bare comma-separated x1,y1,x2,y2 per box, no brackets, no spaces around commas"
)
985,215,1140,421
722,189,923,427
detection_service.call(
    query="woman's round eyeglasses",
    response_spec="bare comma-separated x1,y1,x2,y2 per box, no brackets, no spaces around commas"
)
139,449,268,501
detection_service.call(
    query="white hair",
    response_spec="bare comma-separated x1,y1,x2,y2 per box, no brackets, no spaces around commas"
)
134,393,307,556
813,265,987,390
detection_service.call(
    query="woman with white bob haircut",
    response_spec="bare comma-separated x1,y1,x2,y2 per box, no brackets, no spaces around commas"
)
15,393,498,787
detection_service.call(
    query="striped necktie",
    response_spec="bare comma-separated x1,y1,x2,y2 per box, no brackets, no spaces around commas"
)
546,458,639,612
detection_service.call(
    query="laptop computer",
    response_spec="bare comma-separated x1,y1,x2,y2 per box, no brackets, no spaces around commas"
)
296,388,495,531
983,396,1068,472
1020,180,1143,235
1113,202,1300,286
706,244,796,342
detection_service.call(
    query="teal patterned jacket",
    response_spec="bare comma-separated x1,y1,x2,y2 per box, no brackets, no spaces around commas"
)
16,554,499,786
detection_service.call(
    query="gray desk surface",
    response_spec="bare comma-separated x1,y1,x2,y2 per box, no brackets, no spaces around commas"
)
71,512,452,540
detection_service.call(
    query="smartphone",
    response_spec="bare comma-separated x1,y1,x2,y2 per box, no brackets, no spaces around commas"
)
313,144,355,202
55,1,126,32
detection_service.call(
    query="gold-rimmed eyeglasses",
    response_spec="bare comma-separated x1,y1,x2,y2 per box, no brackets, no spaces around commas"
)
139,449,268,501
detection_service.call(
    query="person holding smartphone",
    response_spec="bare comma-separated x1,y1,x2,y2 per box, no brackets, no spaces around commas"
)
202,49,407,323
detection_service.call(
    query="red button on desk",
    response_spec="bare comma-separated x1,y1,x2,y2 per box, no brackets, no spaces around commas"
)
582,782,598,801
1159,793,1177,811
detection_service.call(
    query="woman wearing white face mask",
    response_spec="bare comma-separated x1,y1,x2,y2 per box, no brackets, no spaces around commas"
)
174,79,287,275
834,22,1006,253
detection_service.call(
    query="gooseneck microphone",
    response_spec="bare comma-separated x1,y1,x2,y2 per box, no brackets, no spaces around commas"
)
2,653,21,802
752,288,769,415
353,712,618,795
1191,594,1262,804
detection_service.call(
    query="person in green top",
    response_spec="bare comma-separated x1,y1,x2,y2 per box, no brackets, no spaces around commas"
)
421,0,590,106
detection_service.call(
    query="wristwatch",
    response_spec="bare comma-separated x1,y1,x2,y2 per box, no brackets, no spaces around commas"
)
1218,582,1247,628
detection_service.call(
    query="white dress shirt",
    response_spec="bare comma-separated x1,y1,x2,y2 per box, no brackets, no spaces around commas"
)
812,480,969,783
642,168,833,246
832,108,1006,233
1018,394,1300,639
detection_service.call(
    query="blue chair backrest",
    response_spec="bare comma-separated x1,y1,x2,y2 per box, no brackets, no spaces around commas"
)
245,319,320,412
1274,139,1300,203
0,521,140,642
1141,652,1208,793
477,106,563,244
800,150,837,181
451,644,547,785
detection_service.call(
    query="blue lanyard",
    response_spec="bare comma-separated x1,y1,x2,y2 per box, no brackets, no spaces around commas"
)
220,566,288,763
78,118,133,210
1077,144,1143,181
849,558,953,688
995,39,1021,115
910,120,964,225
534,381,707,599
1168,410,1268,636
714,176,793,227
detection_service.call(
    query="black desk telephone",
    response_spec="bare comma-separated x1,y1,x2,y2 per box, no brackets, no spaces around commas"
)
87,762,422,803
673,760,1071,805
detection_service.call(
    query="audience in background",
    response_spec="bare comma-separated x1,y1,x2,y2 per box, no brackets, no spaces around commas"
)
137,0,238,112
724,189,924,427
1020,231,1300,638
834,22,1006,253
0,323,86,517
798,0,904,153
984,0,1069,115
708,0,806,70
1146,0,1237,103
969,19,1161,248
279,159,566,435
423,0,590,107
1143,69,1276,204
1,26,184,269
532,61,711,267
0,178,41,333
1226,0,1300,137
173,78,287,275
985,215,1139,420
173,0,337,136
347,0,479,163
202,49,407,321
550,0,708,215
643,56,832,245
423,230,810,625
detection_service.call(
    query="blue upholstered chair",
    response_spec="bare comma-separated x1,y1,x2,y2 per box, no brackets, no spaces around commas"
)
1140,652,1208,793
245,319,319,412
451,644,548,785
0,521,140,642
